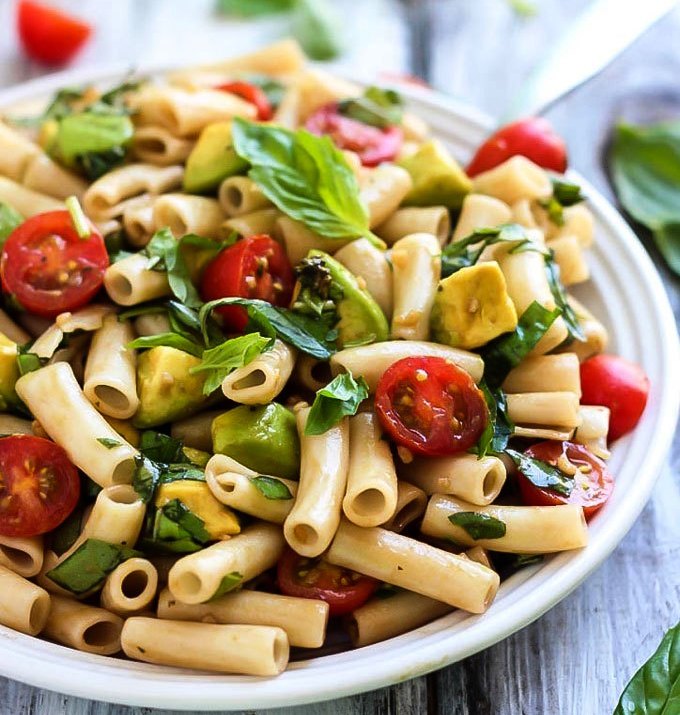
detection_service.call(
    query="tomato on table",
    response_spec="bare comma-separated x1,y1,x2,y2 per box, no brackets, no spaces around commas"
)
200,235,295,332
517,440,613,519
277,547,378,616
216,81,273,121
375,356,488,457
305,103,403,167
17,0,92,66
580,354,650,442
466,117,567,177
1,210,109,318
0,435,80,538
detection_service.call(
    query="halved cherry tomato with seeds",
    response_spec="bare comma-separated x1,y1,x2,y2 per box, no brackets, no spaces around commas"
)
305,103,403,167
517,440,614,520
216,81,273,121
1,210,108,318
277,547,378,616
200,235,294,332
375,356,488,456
0,435,80,537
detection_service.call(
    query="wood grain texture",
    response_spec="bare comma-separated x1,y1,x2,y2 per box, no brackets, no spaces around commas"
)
1,1,679,713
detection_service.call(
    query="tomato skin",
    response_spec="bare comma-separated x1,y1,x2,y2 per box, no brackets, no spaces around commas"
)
277,547,378,616
216,81,273,121
305,103,403,167
580,354,650,442
0,435,80,537
1,210,108,318
200,235,294,332
17,0,92,66
375,356,488,457
517,441,614,519
466,117,567,177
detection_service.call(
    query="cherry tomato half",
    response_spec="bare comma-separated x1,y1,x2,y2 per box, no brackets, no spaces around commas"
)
0,435,80,537
200,235,294,332
216,81,273,121
277,547,378,616
375,356,488,456
580,354,650,442
466,117,567,177
1,210,109,318
17,0,92,66
305,103,403,167
517,441,614,519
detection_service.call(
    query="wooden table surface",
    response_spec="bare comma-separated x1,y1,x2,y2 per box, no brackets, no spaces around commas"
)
1,1,679,713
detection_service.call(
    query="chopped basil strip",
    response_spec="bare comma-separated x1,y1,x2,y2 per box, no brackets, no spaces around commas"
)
97,438,122,449
304,372,369,436
338,86,403,128
480,301,562,389
132,454,204,504
16,344,47,376
544,251,585,342
0,202,22,247
249,475,294,500
49,507,84,556
149,498,211,554
210,571,244,600
474,382,514,457
128,332,204,358
614,620,680,714
231,118,383,248
538,178,585,226
189,333,273,395
505,449,574,497
46,539,140,594
448,512,507,540
512,554,544,570
139,431,188,464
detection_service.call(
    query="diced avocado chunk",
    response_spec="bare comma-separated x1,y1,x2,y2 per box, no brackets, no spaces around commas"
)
212,404,299,480
155,481,240,540
397,139,472,209
183,121,248,194
306,249,389,348
134,347,208,428
430,263,518,349
0,333,20,412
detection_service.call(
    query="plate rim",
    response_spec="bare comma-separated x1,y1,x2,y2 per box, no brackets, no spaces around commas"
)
0,63,678,711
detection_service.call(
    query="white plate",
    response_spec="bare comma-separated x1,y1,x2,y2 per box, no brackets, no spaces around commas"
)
0,66,678,711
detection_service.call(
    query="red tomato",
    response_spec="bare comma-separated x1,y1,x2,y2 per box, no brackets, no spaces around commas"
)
277,547,378,616
375,356,488,456
305,103,403,167
466,117,567,177
17,0,92,66
1,210,108,318
0,435,80,537
580,354,650,442
200,235,294,332
216,81,273,121
517,441,614,519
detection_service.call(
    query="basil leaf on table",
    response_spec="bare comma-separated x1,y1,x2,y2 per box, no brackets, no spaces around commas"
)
0,203,22,246
189,332,273,395
291,0,343,60
46,539,140,594
338,86,403,128
304,372,370,436
610,121,680,275
249,476,294,500
231,118,383,248
448,512,507,540
614,621,680,714
505,449,574,497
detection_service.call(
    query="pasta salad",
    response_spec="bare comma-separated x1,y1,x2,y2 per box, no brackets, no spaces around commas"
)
0,40,650,676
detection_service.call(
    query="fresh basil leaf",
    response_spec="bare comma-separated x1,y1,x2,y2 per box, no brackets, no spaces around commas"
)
97,437,122,449
231,118,382,248
539,178,586,226
167,300,203,334
610,121,680,275
131,454,204,504
199,297,336,359
128,332,203,358
139,431,188,464
338,86,403,128
159,498,211,543
118,303,167,321
474,382,514,457
544,251,585,342
49,507,84,556
480,301,562,389
16,344,47,376
249,475,294,500
304,372,369,435
614,621,680,715
291,0,342,60
216,0,294,16
46,539,140,594
505,448,574,497
42,87,86,121
210,571,244,600
448,512,507,540
189,332,273,396
0,203,22,247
